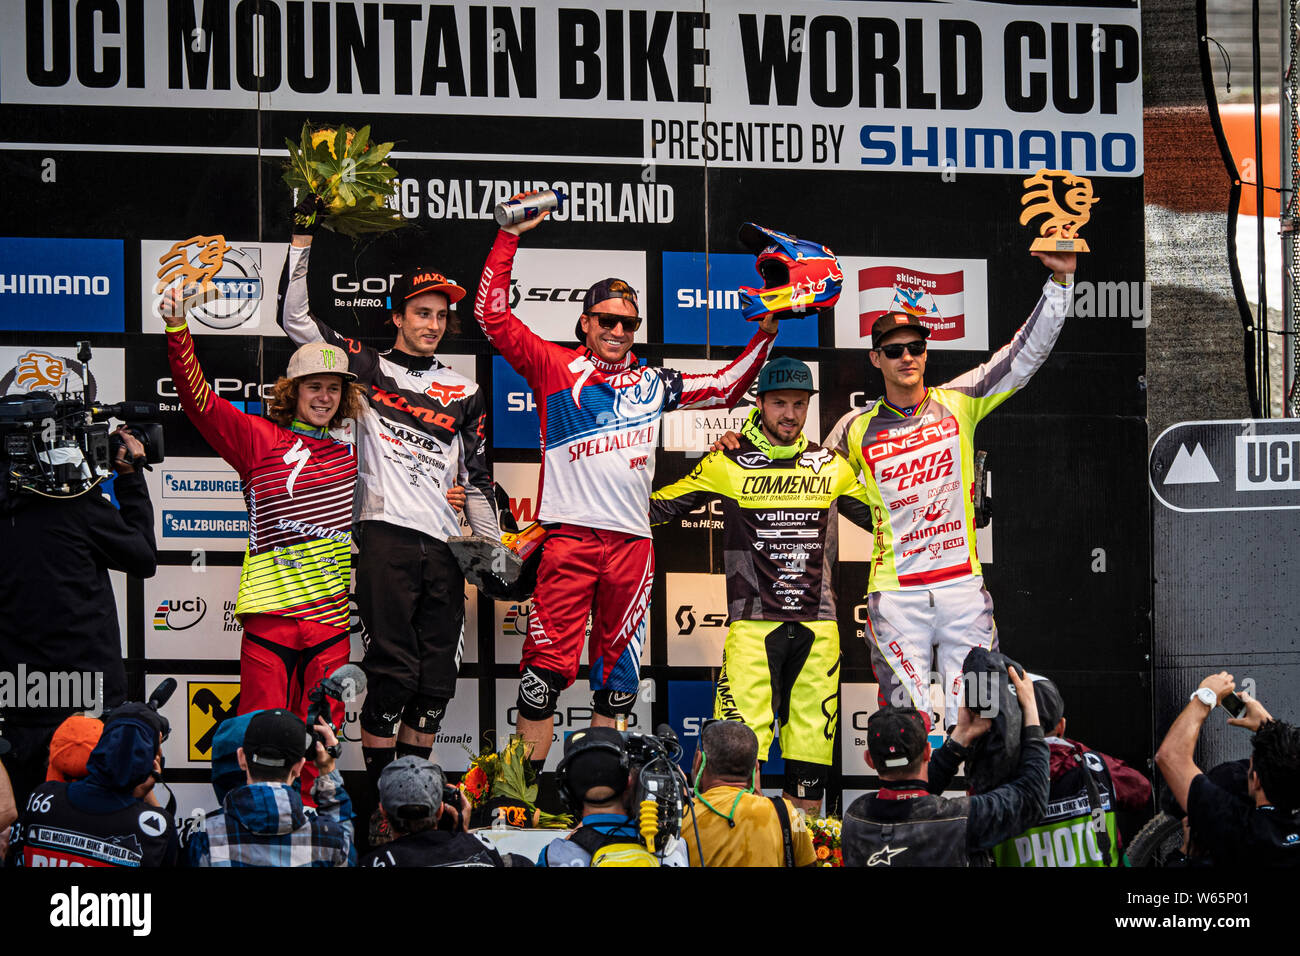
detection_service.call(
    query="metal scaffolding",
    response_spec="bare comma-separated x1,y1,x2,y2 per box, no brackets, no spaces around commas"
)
1285,0,1299,415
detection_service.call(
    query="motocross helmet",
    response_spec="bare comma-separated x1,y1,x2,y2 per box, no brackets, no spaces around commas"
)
737,222,843,322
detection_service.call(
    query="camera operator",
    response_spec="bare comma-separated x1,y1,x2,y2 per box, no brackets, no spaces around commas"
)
1154,671,1300,866
842,665,1049,866
184,708,353,867
8,702,177,867
539,727,686,867
0,424,157,811
360,756,515,867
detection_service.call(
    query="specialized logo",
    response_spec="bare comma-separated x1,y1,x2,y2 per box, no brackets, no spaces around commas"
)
425,380,468,404
155,235,265,330
866,844,908,866
282,439,311,497
798,447,834,474
736,451,771,469
188,681,241,761
152,598,207,631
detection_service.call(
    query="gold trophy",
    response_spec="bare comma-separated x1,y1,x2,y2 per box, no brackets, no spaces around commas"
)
1019,169,1098,252
155,234,229,311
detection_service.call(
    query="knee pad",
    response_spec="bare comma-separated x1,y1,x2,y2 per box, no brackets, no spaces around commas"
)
592,688,638,719
401,694,449,735
516,666,565,721
359,677,411,738
783,759,829,802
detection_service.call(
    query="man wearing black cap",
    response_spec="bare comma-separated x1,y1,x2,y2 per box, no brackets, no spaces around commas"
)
280,225,499,799
991,674,1150,866
9,702,178,867
476,197,777,770
842,664,1049,866
185,709,353,866
360,756,509,866
651,357,871,814
827,249,1075,732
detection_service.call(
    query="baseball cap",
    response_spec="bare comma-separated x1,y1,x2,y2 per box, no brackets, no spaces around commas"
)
756,356,817,395
243,709,311,769
870,311,933,347
560,727,629,799
392,269,467,306
576,278,639,340
867,706,929,769
46,715,104,782
378,756,445,820
285,342,357,381
1029,674,1065,733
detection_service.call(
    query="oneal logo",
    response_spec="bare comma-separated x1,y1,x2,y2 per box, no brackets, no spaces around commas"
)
866,418,959,462
49,886,152,936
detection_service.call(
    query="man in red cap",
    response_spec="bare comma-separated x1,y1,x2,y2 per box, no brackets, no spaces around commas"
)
279,221,498,802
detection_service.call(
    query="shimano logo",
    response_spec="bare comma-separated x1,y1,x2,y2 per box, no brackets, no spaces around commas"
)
0,274,110,296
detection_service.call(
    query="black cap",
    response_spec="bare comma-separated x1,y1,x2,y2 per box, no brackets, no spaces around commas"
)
243,709,311,768
576,278,639,340
867,707,929,769
870,311,932,347
559,727,628,800
1030,675,1065,733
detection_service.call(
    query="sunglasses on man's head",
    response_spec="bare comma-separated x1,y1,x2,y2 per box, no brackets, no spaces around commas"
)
875,340,927,359
586,312,642,332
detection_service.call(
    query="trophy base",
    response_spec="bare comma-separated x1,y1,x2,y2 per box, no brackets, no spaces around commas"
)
1030,236,1089,253
180,280,222,309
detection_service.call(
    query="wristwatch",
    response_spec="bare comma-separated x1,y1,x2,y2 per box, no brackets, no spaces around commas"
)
1190,687,1217,708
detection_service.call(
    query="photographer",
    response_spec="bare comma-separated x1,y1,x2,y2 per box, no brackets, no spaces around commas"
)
1154,671,1300,866
539,727,686,867
0,424,156,810
842,665,1049,866
360,756,513,867
8,702,177,868
185,708,353,867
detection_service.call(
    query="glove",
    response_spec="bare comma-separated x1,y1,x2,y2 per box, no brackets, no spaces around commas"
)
292,194,329,236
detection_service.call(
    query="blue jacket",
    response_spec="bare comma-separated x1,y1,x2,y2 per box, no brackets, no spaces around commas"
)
185,770,354,867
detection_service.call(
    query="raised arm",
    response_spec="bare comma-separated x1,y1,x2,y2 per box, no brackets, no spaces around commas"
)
472,230,554,384
278,238,379,383
669,323,777,411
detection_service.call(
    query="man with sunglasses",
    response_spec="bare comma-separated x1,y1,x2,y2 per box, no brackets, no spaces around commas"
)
826,248,1075,732
476,195,778,770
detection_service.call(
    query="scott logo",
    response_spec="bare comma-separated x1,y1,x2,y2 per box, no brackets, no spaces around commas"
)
674,605,726,635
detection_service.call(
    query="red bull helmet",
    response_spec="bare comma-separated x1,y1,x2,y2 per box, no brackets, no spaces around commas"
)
737,222,843,322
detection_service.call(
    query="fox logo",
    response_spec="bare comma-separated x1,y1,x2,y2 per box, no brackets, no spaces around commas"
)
799,447,834,474
425,381,467,404
629,455,648,470
912,500,951,523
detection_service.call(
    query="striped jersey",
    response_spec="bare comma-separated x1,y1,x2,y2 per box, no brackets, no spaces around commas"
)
475,230,774,538
166,323,357,629
826,278,1071,592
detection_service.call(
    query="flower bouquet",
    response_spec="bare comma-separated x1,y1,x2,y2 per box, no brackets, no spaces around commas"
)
283,121,403,238
807,815,844,867
460,735,573,830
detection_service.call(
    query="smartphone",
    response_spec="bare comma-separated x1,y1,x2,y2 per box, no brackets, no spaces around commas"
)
1221,692,1246,717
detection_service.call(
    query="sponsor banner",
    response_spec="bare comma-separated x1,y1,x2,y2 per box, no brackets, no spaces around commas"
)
145,456,248,551
141,238,288,335
840,682,948,776
492,357,540,449
0,237,124,332
2,2,1143,176
338,679,479,773
661,359,819,451
666,679,786,769
665,572,728,666
838,506,992,563
0,345,125,405
151,674,241,769
661,251,818,347
836,256,988,351
504,247,648,343
493,678,652,772
144,564,244,660
494,461,542,529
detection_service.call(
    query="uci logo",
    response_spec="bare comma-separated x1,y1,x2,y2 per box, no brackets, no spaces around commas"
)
153,598,207,631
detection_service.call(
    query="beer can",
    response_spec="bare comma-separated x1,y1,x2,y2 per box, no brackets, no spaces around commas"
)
493,189,568,227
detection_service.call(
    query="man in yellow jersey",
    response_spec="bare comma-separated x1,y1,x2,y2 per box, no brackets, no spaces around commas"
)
826,249,1075,731
651,358,871,813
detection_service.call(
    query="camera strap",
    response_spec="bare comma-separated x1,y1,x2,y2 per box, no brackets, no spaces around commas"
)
768,796,795,868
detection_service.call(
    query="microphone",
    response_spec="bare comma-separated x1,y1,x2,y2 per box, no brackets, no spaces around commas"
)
147,677,177,712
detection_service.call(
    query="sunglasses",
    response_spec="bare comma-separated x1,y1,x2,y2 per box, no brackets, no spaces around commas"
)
875,340,927,359
586,312,642,333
